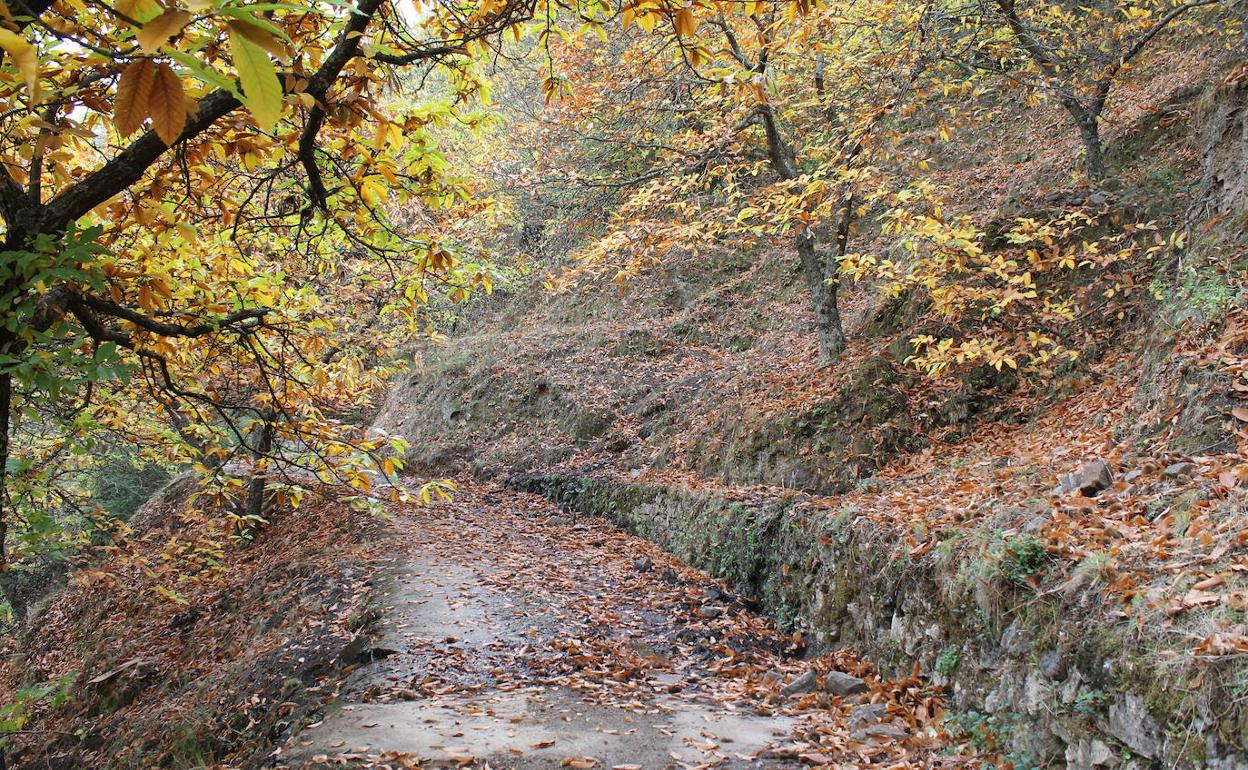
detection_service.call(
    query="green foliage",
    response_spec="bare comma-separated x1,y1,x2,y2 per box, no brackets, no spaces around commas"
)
1174,262,1242,316
0,673,75,743
0,227,130,399
997,535,1049,586
945,709,1009,753
89,447,173,521
936,645,960,676
1074,688,1109,716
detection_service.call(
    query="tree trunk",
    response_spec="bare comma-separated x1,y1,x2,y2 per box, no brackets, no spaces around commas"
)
1076,115,1106,182
0,366,10,569
796,229,847,363
756,103,848,362
241,413,275,526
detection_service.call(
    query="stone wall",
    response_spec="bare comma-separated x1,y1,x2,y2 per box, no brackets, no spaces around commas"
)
507,472,1248,770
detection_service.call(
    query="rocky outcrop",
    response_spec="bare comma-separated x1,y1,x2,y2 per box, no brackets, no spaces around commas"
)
1191,67,1248,222
508,472,1248,770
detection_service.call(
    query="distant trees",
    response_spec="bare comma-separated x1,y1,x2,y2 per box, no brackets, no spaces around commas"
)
531,0,1229,367
989,0,1228,180
541,0,940,362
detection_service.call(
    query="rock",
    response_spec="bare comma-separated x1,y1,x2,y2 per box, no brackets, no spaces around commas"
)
1075,460,1114,496
852,723,909,741
1065,738,1116,769
660,567,680,584
823,670,870,696
338,634,370,665
780,670,818,697
1039,648,1067,680
1055,472,1081,495
1000,621,1031,655
1163,462,1196,479
1123,469,1144,483
697,605,722,619
634,556,653,573
703,585,726,603
547,515,573,526
849,703,889,729
367,644,401,660
1108,693,1163,759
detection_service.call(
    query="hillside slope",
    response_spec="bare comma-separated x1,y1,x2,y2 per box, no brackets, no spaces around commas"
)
373,54,1248,769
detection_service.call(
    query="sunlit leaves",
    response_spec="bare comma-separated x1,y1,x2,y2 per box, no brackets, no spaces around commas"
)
0,28,38,101
114,60,152,137
112,60,191,144
228,23,283,131
149,63,190,145
137,9,191,53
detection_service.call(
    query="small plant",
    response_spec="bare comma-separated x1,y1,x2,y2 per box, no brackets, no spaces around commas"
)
1074,688,1109,716
945,710,1009,753
1002,750,1043,770
998,535,1050,586
1177,263,1240,316
0,673,76,751
853,476,879,493
936,645,960,677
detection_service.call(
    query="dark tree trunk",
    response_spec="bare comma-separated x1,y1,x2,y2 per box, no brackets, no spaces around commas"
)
796,230,847,362
757,103,848,362
241,414,275,525
0,366,10,568
1076,114,1106,182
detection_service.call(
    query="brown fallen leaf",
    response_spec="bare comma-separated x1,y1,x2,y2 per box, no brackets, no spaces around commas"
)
531,740,556,749
1193,575,1225,591
562,757,598,769
1167,588,1221,615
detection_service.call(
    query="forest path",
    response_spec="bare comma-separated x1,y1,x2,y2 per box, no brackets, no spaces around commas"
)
277,482,968,770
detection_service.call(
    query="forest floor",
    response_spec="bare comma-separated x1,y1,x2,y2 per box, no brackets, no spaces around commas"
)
276,482,980,770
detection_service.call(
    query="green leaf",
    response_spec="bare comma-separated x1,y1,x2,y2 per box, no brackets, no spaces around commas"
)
219,7,293,44
228,26,282,131
166,52,243,100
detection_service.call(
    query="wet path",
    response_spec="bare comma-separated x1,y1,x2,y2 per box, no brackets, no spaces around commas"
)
277,483,973,770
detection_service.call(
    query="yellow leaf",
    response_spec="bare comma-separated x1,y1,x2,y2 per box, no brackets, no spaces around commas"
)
114,0,163,23
137,8,190,53
148,63,188,145
114,59,156,137
226,18,287,61
635,10,657,32
229,25,283,131
0,28,37,101
675,7,696,37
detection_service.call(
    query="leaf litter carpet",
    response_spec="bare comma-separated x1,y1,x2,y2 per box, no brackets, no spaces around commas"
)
278,482,981,770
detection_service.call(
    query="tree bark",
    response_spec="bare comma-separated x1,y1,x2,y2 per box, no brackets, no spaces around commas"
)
242,413,276,525
1077,116,1106,182
756,103,848,361
0,366,11,568
796,230,847,362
